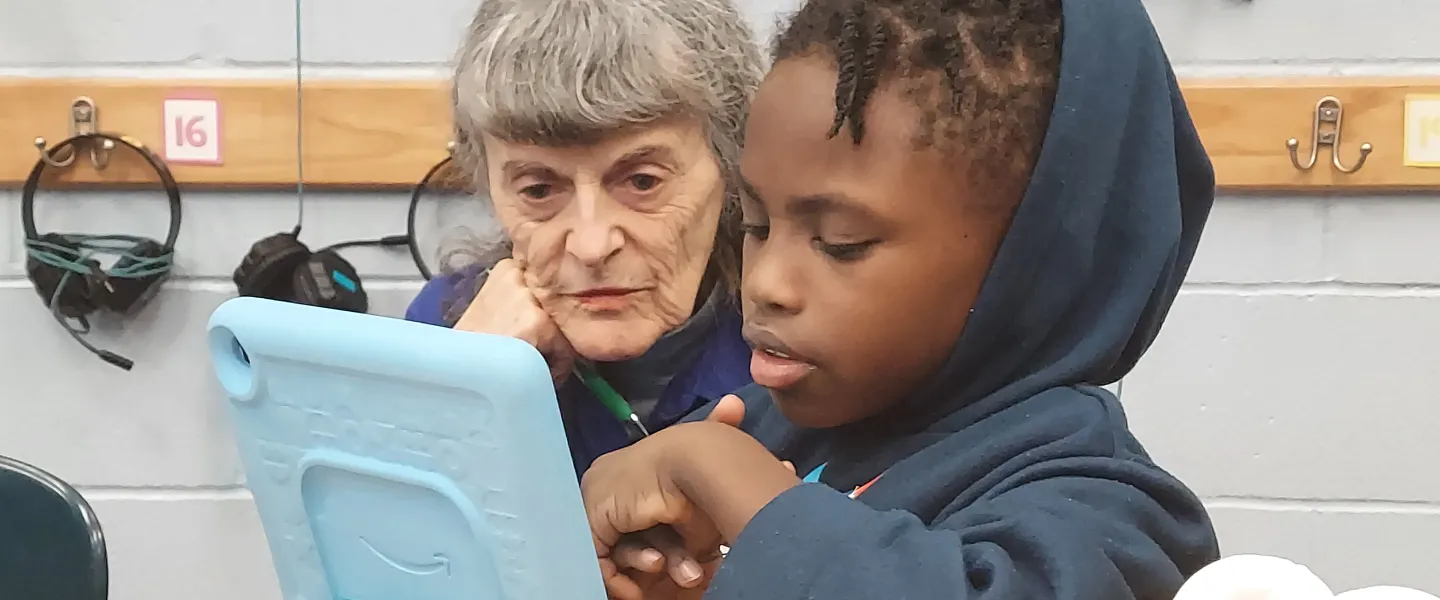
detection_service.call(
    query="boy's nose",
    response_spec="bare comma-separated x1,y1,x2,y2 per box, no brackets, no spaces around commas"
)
742,249,802,316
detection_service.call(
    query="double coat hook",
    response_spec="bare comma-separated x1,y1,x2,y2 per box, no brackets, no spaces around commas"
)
33,97,115,170
1286,96,1371,174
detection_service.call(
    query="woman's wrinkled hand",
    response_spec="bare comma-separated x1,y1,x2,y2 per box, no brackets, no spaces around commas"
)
455,258,575,383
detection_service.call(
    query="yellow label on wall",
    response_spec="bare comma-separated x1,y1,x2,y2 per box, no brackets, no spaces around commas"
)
1404,94,1440,167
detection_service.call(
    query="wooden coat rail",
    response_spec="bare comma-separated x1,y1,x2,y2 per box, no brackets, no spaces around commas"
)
3,77,1440,191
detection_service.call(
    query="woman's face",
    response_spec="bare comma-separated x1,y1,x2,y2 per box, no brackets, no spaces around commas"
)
483,119,723,362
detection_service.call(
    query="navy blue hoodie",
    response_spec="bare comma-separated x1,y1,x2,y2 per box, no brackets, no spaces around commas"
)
693,0,1221,597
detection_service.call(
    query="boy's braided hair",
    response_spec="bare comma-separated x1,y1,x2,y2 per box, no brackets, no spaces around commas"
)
773,0,1063,197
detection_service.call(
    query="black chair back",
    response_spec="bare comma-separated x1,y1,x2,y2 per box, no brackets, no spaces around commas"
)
0,454,108,600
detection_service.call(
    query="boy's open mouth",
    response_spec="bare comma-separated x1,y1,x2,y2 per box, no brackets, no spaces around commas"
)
740,324,808,360
741,324,816,389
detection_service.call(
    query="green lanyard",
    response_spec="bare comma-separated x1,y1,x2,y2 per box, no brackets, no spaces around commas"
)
574,364,649,441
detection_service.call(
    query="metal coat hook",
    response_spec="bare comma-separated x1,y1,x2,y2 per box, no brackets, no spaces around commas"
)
32,97,116,170
1286,95,1372,174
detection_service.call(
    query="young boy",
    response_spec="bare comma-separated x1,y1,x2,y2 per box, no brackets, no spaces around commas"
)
581,0,1221,598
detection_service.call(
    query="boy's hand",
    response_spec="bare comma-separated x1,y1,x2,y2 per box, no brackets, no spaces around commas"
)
609,397,779,588
586,398,740,599
608,397,744,588
582,395,799,599
601,534,721,600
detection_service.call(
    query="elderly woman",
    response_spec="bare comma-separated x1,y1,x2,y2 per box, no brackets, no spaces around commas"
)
405,0,764,479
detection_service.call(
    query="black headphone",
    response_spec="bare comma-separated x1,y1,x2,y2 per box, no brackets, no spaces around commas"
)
232,229,410,313
22,134,182,371
405,151,455,280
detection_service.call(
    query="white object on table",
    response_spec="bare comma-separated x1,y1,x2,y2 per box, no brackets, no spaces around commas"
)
1174,554,1439,600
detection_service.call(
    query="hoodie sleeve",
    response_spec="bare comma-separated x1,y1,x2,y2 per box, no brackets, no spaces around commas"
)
705,454,1217,600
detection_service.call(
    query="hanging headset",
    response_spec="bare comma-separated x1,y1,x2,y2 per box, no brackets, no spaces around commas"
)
232,226,411,313
405,147,457,281
22,133,182,371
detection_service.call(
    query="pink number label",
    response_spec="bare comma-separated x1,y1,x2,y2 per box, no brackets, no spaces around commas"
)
162,95,222,165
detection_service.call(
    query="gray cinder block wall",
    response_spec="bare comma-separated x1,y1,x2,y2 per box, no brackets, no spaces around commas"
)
1,1,1436,598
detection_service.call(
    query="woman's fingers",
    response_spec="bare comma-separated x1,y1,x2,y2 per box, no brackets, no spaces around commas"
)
454,259,536,337
532,319,575,382
456,258,577,382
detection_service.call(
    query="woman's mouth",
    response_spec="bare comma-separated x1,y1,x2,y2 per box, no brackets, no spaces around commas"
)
572,288,645,311
742,325,816,390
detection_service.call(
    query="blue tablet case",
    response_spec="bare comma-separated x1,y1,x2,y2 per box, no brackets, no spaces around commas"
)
206,297,606,600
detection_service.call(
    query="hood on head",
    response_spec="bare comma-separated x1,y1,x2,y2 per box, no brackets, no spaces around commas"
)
886,0,1214,432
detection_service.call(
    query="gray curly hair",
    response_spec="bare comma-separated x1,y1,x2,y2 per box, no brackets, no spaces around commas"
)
438,0,765,321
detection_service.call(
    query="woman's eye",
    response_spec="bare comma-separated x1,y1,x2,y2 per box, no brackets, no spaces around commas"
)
815,239,878,262
628,173,661,191
519,184,552,200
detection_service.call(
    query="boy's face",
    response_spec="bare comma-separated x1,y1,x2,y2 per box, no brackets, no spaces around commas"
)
738,54,1015,428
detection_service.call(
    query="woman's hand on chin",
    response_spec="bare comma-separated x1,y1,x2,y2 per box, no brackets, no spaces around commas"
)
456,258,575,383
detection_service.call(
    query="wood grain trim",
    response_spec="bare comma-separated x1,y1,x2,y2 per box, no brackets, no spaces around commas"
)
1,77,1436,191
1,79,304,188
1183,78,1440,192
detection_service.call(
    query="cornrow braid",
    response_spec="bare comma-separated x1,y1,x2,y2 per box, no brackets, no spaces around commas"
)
826,3,864,140
841,11,891,143
774,0,1063,193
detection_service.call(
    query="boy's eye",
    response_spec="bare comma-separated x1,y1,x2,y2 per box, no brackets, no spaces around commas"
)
741,223,770,240
815,239,878,262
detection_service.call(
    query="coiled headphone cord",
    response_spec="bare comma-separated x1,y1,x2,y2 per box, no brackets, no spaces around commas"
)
24,235,174,368
22,132,183,371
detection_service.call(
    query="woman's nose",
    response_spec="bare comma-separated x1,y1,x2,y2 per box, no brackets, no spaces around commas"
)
567,189,624,266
